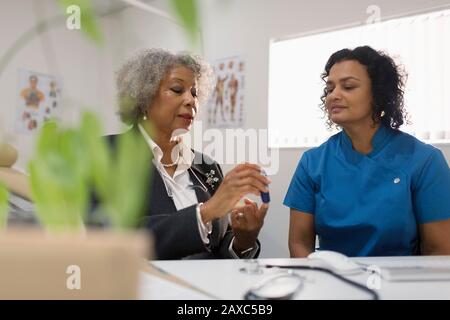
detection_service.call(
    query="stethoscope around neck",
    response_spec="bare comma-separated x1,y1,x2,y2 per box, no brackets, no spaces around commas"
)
162,166,209,199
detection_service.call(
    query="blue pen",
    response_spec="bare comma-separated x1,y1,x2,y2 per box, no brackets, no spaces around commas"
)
260,169,270,203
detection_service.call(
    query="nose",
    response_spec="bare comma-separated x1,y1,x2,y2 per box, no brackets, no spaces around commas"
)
183,91,198,112
327,87,342,102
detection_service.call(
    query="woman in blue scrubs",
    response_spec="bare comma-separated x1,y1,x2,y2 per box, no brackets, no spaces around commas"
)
284,46,450,257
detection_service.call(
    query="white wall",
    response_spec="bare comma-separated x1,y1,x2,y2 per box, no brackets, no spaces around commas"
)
197,0,450,258
0,0,191,170
92,1,202,132
0,0,110,170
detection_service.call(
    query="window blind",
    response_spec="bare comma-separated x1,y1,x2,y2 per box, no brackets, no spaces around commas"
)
268,9,450,148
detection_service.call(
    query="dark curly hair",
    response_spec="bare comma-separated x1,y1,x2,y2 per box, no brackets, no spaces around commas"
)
320,45,408,130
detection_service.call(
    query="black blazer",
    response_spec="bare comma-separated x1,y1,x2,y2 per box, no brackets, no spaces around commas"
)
102,130,261,260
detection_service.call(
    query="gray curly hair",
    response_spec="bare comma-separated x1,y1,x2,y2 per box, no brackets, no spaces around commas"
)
116,48,215,125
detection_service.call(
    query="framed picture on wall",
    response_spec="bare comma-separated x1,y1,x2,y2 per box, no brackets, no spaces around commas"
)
206,56,245,128
15,69,62,134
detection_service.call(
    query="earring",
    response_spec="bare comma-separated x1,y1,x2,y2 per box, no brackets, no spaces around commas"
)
143,111,147,121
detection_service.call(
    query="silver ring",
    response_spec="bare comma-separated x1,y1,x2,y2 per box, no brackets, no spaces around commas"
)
237,212,244,218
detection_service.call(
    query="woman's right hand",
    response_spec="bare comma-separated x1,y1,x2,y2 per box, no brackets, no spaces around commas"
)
200,163,270,223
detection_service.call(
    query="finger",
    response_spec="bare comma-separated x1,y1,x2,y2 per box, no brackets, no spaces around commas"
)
226,170,269,194
230,209,240,221
242,204,255,216
232,204,250,216
243,198,255,205
243,202,257,215
244,204,266,227
235,204,259,227
234,163,261,173
232,205,246,213
237,185,261,198
230,210,246,229
237,177,268,193
230,213,239,228
235,168,265,183
256,203,269,220
236,169,271,185
244,198,258,213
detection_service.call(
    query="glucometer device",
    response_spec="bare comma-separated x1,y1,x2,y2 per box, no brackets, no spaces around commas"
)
260,169,270,203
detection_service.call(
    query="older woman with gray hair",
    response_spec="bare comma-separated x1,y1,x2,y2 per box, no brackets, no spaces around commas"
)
109,48,269,259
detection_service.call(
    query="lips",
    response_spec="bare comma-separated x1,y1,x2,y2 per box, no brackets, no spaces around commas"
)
178,113,194,120
329,105,347,113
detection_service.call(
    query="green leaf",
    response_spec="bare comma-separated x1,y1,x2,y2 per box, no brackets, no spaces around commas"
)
29,120,88,232
56,0,103,45
29,111,152,233
169,0,199,45
0,183,9,229
101,129,152,230
80,112,111,199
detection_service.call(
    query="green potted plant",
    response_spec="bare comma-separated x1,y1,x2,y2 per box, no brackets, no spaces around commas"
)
0,0,202,299
0,112,153,299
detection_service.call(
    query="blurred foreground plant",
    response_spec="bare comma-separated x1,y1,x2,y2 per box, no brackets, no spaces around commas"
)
0,183,8,229
169,0,200,46
28,112,152,233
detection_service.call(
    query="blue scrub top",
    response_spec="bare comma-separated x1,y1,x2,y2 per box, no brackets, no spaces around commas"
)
284,125,450,257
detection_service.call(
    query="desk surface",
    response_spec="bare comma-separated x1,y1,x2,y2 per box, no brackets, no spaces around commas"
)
147,256,450,300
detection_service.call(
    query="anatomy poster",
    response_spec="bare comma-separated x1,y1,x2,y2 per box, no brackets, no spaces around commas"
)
207,56,245,128
15,69,62,134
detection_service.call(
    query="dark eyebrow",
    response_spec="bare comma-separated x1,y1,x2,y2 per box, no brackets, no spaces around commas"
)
340,76,360,82
326,76,361,85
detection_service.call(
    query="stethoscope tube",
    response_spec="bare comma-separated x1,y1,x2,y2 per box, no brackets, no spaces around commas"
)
158,166,209,199
188,167,209,193
261,264,380,300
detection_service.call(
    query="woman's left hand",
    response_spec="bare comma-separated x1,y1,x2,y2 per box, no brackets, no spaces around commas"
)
230,198,268,252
